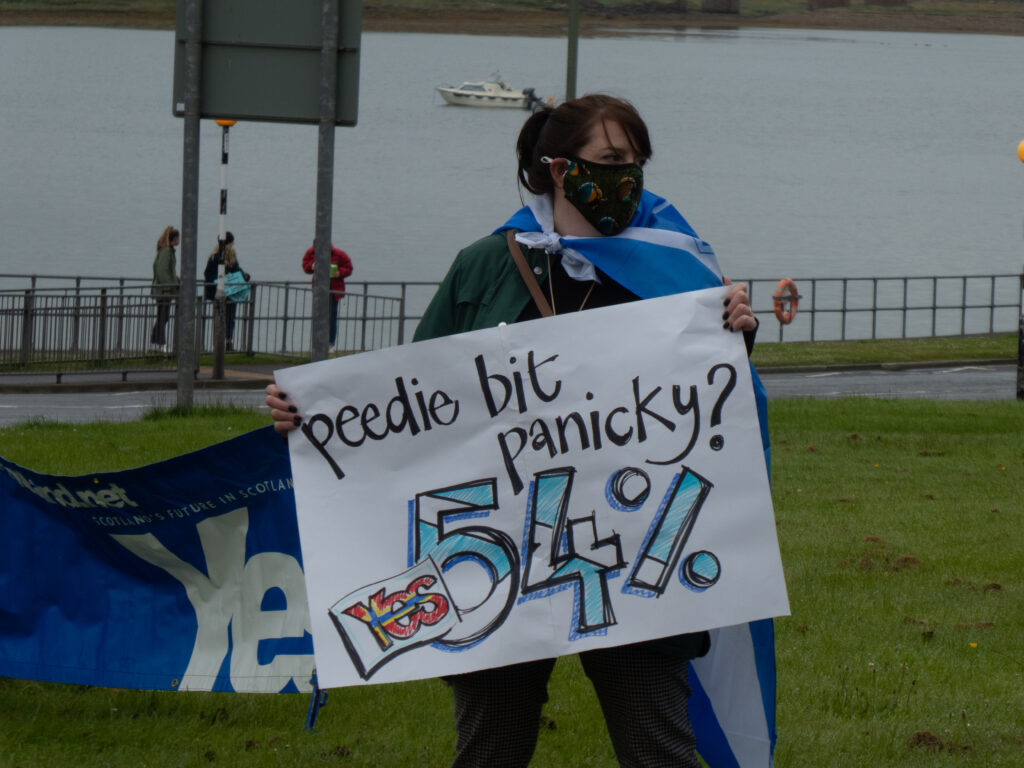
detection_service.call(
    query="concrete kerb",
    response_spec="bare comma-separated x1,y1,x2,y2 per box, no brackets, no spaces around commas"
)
0,365,277,394
0,358,1013,395
756,357,1016,375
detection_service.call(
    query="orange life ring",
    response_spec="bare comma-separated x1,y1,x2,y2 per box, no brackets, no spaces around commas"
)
772,278,799,325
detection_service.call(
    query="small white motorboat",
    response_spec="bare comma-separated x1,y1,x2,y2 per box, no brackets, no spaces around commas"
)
436,74,539,109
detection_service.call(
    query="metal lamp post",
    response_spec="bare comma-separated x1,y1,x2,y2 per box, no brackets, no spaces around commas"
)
176,0,202,408
566,0,580,101
1017,141,1024,399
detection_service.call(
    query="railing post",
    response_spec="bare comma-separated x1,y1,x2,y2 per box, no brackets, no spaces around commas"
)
197,290,207,354
245,285,256,356
1016,266,1023,400
364,284,372,354
73,277,82,356
397,282,407,345
281,285,291,353
19,289,34,365
116,278,126,356
809,279,816,341
960,276,967,335
773,278,783,342
212,295,225,379
989,276,996,334
871,277,878,340
841,278,848,341
901,278,908,338
931,277,937,337
98,288,108,363
193,295,204,375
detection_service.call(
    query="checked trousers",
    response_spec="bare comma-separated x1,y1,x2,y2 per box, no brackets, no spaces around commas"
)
449,640,699,768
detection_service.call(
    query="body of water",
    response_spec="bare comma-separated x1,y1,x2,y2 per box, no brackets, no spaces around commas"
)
2,25,1024,286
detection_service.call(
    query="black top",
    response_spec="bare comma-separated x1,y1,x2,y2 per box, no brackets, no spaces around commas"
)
517,254,640,322
517,252,758,354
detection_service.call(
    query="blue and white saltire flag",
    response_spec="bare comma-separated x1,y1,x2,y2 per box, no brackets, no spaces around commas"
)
691,620,778,768
498,190,777,768
497,190,723,299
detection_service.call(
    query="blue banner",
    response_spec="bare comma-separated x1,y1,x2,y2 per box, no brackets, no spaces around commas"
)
0,426,314,693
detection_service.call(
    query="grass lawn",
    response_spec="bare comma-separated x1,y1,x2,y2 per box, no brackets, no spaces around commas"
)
751,333,1018,368
1,399,1022,766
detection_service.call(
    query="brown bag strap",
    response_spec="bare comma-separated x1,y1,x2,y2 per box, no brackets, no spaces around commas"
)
506,229,553,318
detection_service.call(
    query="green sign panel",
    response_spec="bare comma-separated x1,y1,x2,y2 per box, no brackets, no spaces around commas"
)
173,0,361,126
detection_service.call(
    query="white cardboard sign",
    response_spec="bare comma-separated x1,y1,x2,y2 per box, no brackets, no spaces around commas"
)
276,287,789,688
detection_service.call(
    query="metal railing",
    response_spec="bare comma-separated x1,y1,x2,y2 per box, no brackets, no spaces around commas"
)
224,281,407,356
1,284,160,368
744,273,1022,343
1,272,1021,372
0,279,407,369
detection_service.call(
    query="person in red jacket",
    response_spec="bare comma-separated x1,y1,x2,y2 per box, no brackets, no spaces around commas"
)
302,242,353,353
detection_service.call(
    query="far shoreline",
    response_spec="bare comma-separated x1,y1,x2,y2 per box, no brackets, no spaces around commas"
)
2,6,1024,38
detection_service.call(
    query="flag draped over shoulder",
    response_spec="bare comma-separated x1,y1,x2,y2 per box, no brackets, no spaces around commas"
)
497,190,723,298
498,190,777,768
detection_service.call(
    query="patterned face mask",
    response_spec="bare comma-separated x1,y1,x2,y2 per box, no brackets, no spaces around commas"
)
561,157,644,236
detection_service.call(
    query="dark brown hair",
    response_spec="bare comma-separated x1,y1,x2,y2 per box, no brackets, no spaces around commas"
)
516,94,652,197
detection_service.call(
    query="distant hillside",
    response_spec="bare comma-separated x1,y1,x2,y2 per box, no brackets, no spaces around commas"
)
3,0,1024,37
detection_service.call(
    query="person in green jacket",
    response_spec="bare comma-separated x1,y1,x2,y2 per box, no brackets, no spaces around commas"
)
150,225,179,351
266,94,759,768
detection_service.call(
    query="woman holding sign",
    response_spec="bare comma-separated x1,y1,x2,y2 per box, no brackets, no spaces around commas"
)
267,95,760,768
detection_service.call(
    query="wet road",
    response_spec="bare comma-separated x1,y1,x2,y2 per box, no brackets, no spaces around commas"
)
759,363,1018,402
0,388,271,426
0,364,1017,427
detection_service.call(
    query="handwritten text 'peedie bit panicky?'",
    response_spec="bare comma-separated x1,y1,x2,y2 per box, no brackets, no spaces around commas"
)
297,349,738,493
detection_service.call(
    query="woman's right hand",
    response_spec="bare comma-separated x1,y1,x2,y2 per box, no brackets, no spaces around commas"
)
266,384,301,436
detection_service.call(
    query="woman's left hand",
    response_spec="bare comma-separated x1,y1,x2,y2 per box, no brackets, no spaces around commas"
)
266,384,301,437
722,277,758,333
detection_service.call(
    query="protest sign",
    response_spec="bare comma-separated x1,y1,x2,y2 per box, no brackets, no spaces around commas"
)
276,287,789,688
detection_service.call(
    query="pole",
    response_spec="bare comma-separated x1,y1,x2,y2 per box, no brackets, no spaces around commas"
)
1017,264,1023,400
176,0,202,408
566,0,580,100
219,121,231,241
1015,141,1024,399
312,0,339,363
212,119,235,379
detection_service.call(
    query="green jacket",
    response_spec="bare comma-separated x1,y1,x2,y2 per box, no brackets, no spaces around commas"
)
414,231,710,661
414,233,548,340
151,246,179,298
